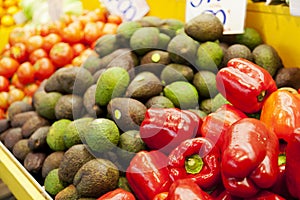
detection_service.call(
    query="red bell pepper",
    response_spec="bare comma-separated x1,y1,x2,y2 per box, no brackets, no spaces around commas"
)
214,190,242,200
260,89,300,142
166,179,212,200
216,58,277,113
244,190,286,200
140,108,201,153
97,188,136,200
221,118,279,198
270,142,292,199
168,137,221,190
201,104,247,148
126,150,172,200
285,128,300,199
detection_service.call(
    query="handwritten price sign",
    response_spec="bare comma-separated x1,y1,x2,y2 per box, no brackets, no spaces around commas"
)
100,0,149,21
186,0,247,34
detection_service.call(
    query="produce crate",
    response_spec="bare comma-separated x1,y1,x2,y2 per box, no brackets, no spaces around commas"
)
0,142,52,200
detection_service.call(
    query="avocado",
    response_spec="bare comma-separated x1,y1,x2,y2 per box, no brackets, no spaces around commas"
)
63,117,94,148
193,70,218,98
275,67,300,89
0,119,10,133
188,109,208,119
252,44,283,76
55,94,84,120
184,13,224,42
137,16,162,27
157,33,171,50
195,41,224,72
44,168,67,196
125,71,163,101
27,126,50,151
222,44,253,66
84,118,120,154
42,151,65,178
24,152,46,174
211,93,229,112
10,111,38,128
3,127,22,150
117,176,132,193
235,27,263,50
12,139,31,161
95,67,130,107
58,144,94,183
46,119,72,151
163,81,199,109
73,158,119,198
107,97,147,132
44,67,94,96
94,48,135,71
159,18,184,38
160,63,194,85
145,96,175,109
140,50,171,65
199,98,213,114
116,130,146,167
81,53,103,75
33,91,62,120
116,21,142,47
94,34,119,57
83,84,103,118
167,33,199,65
55,184,79,200
130,27,160,55
106,50,138,77
7,101,33,120
21,115,49,138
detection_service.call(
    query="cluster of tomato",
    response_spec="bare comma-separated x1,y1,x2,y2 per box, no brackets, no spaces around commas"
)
0,0,20,27
0,7,122,119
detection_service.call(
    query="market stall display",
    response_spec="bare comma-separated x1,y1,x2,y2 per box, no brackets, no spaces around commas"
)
0,0,300,200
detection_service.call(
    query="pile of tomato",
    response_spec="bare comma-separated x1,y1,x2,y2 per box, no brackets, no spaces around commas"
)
0,7,122,119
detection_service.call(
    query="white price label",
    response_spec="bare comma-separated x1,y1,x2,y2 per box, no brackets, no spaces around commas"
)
100,0,150,21
185,0,247,34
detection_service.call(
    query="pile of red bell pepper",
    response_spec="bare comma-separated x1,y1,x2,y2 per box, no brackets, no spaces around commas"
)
96,58,300,200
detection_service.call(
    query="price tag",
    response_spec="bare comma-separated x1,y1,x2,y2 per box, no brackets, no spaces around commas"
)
100,0,150,21
185,0,247,34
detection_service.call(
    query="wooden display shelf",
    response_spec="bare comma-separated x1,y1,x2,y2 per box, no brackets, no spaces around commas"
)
0,142,52,200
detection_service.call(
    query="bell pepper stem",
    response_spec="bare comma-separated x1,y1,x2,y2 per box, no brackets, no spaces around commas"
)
257,90,266,102
278,154,286,166
185,154,203,174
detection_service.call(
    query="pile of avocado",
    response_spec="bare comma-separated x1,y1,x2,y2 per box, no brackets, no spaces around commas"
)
0,13,291,199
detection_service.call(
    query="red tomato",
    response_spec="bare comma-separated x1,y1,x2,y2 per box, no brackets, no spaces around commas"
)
68,20,84,30
29,48,48,64
0,57,19,78
72,43,86,57
49,42,74,67
102,23,118,35
0,92,9,110
83,22,103,45
24,83,39,96
8,27,33,46
10,42,28,63
16,62,35,84
107,14,122,25
26,35,44,54
72,55,85,67
47,20,66,35
61,26,84,44
33,58,55,81
8,88,25,105
11,73,25,89
42,33,62,53
0,76,10,92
